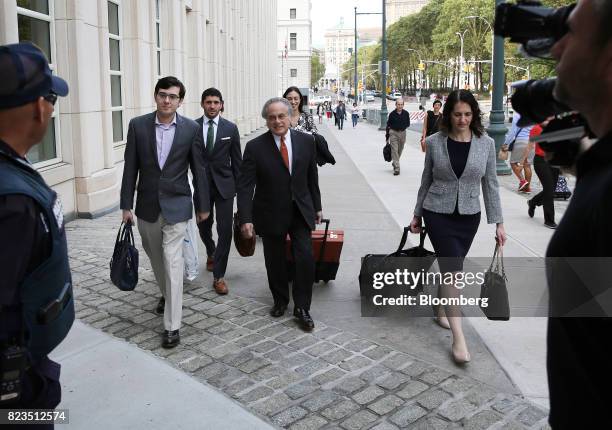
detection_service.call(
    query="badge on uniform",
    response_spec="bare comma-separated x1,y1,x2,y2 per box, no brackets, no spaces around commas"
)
52,196,64,231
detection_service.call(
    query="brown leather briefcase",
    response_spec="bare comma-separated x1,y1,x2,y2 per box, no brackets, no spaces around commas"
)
233,212,255,257
286,219,344,283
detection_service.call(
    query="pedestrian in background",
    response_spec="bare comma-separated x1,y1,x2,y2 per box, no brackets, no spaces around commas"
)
505,111,534,193
120,76,210,349
386,98,410,175
350,102,360,127
336,101,347,130
317,102,323,124
332,100,338,127
0,42,73,417
410,89,506,365
195,88,242,294
237,98,322,332
283,86,317,134
420,99,443,152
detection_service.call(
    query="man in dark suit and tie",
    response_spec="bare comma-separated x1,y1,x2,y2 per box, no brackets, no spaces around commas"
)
237,97,322,331
120,76,210,348
195,88,242,295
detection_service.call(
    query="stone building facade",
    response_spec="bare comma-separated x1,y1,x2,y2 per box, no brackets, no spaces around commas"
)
0,0,277,219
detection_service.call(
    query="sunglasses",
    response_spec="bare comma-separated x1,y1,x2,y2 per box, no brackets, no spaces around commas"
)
43,92,58,106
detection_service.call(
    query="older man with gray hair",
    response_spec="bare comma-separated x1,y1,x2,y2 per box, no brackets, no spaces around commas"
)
237,97,322,331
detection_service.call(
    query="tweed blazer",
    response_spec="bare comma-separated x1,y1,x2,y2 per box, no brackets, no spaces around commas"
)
414,131,503,224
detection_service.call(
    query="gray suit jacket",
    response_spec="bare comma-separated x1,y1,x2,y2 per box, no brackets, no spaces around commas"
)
414,131,503,224
120,112,210,224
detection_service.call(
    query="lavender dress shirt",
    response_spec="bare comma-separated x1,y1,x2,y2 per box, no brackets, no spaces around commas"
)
155,114,177,169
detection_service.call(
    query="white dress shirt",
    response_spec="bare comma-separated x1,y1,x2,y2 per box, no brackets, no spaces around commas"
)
202,114,220,147
273,130,293,174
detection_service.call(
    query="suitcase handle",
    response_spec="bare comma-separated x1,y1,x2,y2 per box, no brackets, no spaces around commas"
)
317,219,331,264
394,226,427,255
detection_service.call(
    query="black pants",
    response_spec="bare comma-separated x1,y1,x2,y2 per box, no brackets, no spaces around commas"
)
531,155,559,224
261,205,314,310
197,182,234,279
337,117,344,130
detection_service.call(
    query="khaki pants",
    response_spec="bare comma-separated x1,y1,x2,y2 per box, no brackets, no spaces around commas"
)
138,215,187,331
389,129,406,171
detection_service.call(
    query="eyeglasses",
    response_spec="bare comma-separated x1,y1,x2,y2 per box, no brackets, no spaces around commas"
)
157,92,181,102
43,92,58,106
266,113,288,121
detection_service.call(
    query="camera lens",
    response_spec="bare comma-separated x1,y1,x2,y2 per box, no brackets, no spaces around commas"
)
511,78,570,126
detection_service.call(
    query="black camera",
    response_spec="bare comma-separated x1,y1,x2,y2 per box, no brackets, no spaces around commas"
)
495,1,575,59
495,2,589,168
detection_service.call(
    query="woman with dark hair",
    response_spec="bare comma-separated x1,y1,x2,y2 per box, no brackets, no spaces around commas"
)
283,86,318,134
410,89,506,365
420,99,443,152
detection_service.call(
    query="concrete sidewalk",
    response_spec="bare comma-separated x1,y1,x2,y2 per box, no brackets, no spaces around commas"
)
323,117,567,409
51,321,273,429
56,121,550,429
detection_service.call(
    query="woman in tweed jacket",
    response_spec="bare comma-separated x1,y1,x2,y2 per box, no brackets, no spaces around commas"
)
410,90,507,364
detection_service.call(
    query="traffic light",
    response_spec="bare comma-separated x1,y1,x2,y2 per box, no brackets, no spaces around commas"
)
418,63,425,71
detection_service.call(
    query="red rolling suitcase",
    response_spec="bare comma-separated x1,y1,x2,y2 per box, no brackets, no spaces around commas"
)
286,219,344,283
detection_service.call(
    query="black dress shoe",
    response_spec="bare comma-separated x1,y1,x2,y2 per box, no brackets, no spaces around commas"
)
527,200,535,218
155,297,165,315
293,308,315,331
162,330,180,349
270,304,287,318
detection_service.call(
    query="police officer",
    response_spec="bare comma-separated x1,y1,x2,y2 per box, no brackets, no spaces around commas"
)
0,43,74,427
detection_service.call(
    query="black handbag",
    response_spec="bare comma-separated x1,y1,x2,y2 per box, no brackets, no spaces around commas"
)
480,243,510,320
110,221,139,291
359,227,436,304
383,141,392,162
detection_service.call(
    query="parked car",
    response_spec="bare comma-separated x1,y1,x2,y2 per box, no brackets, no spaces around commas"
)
364,91,374,102
386,92,402,101
372,90,382,98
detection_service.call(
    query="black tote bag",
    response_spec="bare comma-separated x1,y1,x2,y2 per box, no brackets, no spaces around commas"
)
480,243,510,321
383,141,392,162
110,221,139,291
359,227,436,300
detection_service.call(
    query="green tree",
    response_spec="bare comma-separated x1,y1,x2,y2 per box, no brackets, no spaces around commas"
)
341,45,380,89
311,54,325,87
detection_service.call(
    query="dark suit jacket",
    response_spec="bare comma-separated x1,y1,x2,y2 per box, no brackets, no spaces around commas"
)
195,115,242,199
237,129,322,237
120,112,210,224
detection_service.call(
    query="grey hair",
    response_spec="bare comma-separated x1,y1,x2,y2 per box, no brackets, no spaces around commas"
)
261,97,292,119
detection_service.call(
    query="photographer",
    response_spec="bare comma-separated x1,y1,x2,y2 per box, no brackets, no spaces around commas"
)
544,0,612,427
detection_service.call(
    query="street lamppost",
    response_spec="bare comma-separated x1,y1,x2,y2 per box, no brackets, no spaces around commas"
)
455,30,468,89
464,15,494,97
354,7,382,103
488,0,511,175
379,0,388,130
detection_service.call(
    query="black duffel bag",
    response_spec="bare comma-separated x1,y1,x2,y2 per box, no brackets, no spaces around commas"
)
110,221,139,291
359,227,436,315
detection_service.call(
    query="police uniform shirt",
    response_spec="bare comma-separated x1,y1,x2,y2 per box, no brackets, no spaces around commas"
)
0,139,51,343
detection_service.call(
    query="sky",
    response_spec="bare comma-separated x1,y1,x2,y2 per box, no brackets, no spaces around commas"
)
311,0,384,48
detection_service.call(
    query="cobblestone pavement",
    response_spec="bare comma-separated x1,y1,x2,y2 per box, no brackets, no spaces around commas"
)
66,212,549,430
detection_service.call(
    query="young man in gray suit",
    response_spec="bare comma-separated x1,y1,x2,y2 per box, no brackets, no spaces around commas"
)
120,76,210,348
195,88,242,295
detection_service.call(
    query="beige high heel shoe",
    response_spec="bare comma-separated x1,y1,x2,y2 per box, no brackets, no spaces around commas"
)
451,342,471,365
